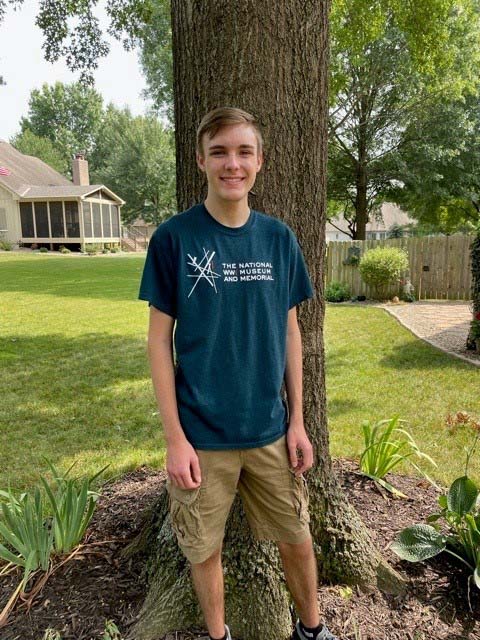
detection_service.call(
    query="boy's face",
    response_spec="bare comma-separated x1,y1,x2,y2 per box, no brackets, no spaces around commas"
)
196,123,263,205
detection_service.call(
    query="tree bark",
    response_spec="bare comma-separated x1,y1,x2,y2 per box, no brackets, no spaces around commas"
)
128,2,404,639
467,232,480,350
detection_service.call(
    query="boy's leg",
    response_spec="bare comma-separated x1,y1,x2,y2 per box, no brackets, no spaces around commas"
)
276,536,320,628
190,546,227,639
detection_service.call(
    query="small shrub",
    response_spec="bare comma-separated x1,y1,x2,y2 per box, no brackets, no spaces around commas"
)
325,281,351,302
110,247,119,253
59,246,71,254
359,246,409,300
0,240,13,251
39,247,49,253
102,248,110,254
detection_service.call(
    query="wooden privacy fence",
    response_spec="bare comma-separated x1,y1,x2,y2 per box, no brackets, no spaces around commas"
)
326,235,474,300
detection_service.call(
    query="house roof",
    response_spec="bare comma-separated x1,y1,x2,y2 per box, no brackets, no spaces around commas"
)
0,140,124,204
326,203,415,235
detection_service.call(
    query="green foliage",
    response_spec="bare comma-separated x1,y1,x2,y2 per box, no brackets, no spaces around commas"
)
0,485,54,590
38,247,49,253
359,416,437,497
0,458,107,592
139,0,173,122
325,281,351,302
17,82,104,175
328,0,480,237
59,246,71,254
0,239,13,251
102,620,123,640
91,109,176,225
358,247,409,299
392,429,480,589
10,129,67,175
41,630,63,640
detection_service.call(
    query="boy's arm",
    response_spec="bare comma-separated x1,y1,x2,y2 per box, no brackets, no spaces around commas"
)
147,305,202,489
284,306,314,475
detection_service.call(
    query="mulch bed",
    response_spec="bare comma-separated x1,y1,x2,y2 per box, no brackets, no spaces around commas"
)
1,461,479,640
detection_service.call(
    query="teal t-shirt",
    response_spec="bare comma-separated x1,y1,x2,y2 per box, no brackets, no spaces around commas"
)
138,202,314,450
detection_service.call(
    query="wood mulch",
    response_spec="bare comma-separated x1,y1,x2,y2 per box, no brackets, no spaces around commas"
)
0,461,479,640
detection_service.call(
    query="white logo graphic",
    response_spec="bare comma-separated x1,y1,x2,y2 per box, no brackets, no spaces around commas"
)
187,248,221,297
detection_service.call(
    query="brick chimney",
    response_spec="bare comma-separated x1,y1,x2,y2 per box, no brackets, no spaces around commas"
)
72,152,90,186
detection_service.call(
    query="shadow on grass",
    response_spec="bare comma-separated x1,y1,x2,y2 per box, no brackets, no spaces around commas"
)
0,332,159,489
377,340,479,371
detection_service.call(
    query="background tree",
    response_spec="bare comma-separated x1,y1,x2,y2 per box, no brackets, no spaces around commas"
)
10,129,67,174
328,0,480,239
18,81,104,176
391,95,480,234
90,106,176,224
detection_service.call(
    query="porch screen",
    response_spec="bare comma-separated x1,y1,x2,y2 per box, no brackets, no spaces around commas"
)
111,205,120,235
50,202,64,237
102,204,111,237
20,203,34,237
34,202,49,237
65,201,79,237
83,202,92,237
92,203,101,237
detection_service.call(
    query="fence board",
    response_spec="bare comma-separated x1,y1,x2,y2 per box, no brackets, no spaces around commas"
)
325,234,474,300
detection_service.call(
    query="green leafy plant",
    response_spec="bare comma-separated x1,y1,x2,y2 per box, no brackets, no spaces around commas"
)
325,280,351,302
102,619,123,640
59,245,71,254
391,415,480,591
39,247,49,253
41,630,62,640
0,240,13,251
0,458,109,625
358,246,409,300
359,416,437,497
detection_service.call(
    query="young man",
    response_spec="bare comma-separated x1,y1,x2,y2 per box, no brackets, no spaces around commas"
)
138,107,337,640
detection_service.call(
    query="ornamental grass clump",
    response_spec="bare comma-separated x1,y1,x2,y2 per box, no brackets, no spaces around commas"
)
359,416,437,498
358,246,409,300
391,413,480,592
0,458,108,626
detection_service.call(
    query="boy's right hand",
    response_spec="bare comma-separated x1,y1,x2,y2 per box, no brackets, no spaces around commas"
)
166,438,202,489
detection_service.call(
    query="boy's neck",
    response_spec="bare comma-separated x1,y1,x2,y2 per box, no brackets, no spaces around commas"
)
204,195,251,228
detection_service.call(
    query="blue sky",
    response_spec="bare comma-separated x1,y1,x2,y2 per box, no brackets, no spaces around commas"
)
0,1,149,141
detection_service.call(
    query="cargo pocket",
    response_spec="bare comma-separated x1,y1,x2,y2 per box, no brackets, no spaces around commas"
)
167,481,204,545
290,472,310,525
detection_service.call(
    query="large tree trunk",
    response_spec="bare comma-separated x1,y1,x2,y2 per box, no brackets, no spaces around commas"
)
128,2,404,639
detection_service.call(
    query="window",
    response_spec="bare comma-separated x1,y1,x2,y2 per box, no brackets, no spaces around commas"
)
0,207,6,231
50,202,64,237
20,203,34,237
92,203,102,237
64,201,79,237
83,202,92,237
102,203,111,237
34,202,49,237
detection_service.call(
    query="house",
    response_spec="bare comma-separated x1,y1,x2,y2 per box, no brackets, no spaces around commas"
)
326,203,416,243
0,141,125,251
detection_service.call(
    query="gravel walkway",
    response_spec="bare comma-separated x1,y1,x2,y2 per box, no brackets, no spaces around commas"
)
378,300,480,367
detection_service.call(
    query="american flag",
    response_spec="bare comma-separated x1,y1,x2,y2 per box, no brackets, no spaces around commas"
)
0,166,10,176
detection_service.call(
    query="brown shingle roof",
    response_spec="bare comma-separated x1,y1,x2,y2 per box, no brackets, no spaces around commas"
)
0,140,71,195
0,141,124,204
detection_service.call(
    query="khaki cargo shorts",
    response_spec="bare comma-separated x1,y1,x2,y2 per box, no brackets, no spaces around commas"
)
166,434,311,564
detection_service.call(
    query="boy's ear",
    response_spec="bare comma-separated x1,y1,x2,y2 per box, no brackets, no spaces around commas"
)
196,150,206,172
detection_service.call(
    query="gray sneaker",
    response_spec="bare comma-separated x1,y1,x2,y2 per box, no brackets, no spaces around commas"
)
292,619,338,640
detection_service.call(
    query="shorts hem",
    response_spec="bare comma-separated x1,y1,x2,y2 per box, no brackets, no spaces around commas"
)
250,526,311,544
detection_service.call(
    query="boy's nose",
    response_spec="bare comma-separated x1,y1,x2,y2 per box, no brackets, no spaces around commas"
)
225,154,241,170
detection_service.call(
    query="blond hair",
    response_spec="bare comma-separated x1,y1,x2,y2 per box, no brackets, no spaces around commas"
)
196,107,263,156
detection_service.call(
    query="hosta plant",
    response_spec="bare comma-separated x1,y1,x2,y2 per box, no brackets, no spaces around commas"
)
391,427,480,589
359,416,437,497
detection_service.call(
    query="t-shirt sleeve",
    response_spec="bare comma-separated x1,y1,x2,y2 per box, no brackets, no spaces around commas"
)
288,228,314,309
138,226,177,318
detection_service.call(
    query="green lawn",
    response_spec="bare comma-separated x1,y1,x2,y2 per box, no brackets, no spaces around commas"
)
1,251,479,492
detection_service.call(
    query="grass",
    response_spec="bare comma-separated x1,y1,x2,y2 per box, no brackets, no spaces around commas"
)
1,251,479,491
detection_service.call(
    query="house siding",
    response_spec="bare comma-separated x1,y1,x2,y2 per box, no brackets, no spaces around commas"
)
0,184,21,244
